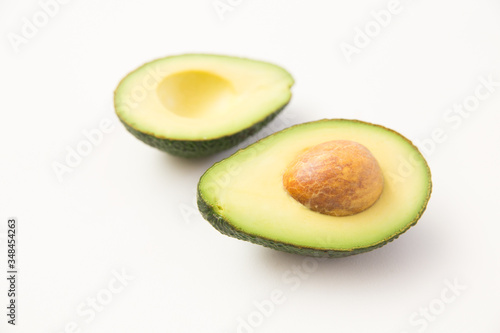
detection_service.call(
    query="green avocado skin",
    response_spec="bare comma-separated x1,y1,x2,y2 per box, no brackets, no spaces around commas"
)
119,105,286,158
197,186,430,258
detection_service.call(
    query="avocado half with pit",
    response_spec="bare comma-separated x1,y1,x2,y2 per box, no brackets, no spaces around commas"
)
197,119,432,257
114,54,294,158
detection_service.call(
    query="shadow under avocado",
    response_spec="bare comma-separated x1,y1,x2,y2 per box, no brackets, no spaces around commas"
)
253,213,442,282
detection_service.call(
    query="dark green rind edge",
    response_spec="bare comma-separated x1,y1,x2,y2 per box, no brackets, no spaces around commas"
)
196,119,433,258
118,104,287,158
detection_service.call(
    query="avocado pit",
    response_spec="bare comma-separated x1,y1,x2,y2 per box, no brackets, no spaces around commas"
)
283,140,384,217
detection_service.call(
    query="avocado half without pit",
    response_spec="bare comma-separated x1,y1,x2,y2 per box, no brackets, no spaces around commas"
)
197,119,432,257
114,54,294,158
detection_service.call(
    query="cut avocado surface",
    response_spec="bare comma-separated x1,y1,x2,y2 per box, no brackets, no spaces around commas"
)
114,54,294,157
197,119,432,257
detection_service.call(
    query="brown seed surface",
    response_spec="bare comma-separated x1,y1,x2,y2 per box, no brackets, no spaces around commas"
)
283,140,384,217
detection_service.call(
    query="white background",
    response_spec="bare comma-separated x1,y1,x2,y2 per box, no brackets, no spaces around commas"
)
1,0,500,332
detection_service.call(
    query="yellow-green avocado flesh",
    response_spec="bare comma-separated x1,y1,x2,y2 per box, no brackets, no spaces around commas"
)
114,54,294,158
197,119,432,257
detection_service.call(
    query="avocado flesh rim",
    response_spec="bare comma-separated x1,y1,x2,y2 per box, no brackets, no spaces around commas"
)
118,106,286,158
197,119,432,257
114,54,294,157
